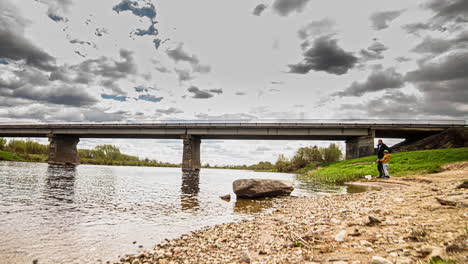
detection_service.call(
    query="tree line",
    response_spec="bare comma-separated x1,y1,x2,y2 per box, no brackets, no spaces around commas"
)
1,138,342,171
0,138,178,167
206,143,343,172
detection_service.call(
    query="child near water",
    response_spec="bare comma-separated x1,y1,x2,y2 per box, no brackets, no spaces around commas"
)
379,150,391,178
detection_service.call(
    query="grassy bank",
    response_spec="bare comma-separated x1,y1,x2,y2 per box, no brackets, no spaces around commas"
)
302,147,468,183
0,151,25,162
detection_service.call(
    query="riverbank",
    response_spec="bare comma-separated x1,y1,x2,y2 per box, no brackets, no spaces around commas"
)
302,147,468,183
115,162,468,264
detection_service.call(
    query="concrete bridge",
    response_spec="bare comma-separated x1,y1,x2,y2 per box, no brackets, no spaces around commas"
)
0,120,465,171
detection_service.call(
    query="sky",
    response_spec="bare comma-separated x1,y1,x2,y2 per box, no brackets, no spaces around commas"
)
0,0,467,165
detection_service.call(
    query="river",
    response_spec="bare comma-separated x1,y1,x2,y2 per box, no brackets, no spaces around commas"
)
0,161,368,264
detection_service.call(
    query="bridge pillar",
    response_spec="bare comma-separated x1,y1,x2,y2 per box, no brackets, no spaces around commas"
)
346,134,375,160
182,135,201,172
48,135,80,165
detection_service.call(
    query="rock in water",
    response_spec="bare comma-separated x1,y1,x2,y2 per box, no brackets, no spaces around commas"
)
220,194,231,200
233,179,294,198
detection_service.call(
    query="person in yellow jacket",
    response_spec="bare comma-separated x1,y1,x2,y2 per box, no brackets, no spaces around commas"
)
379,150,391,178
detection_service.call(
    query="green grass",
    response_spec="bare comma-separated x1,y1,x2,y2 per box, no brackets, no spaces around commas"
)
0,150,25,161
302,147,468,183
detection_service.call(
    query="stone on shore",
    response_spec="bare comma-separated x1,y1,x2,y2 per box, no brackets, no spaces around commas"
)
371,256,392,264
233,179,294,198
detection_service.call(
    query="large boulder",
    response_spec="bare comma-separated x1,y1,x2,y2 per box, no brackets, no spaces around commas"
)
233,179,294,198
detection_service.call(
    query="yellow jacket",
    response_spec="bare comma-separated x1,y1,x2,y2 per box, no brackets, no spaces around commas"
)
380,153,391,163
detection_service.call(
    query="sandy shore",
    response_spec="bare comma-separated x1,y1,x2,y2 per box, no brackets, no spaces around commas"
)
116,163,468,264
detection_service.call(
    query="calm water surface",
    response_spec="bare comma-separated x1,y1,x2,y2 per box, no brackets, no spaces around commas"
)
0,162,368,264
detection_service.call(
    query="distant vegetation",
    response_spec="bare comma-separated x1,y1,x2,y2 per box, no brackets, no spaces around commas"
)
206,143,343,173
302,147,468,183
0,138,343,171
0,138,179,167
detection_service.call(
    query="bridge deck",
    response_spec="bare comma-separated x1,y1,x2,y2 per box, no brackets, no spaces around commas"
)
0,120,464,140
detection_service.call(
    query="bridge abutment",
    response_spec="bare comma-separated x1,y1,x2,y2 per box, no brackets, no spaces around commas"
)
345,134,374,160
48,135,80,165
182,135,201,172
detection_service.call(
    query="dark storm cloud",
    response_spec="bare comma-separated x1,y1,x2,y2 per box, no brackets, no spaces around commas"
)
426,0,468,23
359,41,388,61
405,51,468,82
272,0,310,16
370,10,405,30
403,0,468,34
69,39,91,45
253,4,267,16
0,1,56,71
341,91,420,118
95,28,109,37
166,44,211,73
298,19,335,39
288,36,357,75
113,0,157,19
346,49,468,119
72,49,137,80
187,86,214,99
208,88,223,94
411,32,468,54
113,0,159,39
359,49,384,61
156,107,183,115
335,68,405,97
402,22,433,35
35,0,73,22
0,68,98,106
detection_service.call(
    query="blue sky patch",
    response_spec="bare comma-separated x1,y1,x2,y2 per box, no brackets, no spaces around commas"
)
101,94,127,102
0,58,8,65
138,94,163,102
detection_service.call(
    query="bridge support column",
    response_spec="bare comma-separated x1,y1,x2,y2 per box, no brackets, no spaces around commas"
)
346,134,374,160
182,135,201,172
48,135,80,165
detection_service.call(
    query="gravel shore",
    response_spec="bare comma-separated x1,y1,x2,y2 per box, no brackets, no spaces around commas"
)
115,162,468,264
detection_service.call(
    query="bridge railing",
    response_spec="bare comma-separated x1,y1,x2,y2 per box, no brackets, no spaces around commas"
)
0,119,465,126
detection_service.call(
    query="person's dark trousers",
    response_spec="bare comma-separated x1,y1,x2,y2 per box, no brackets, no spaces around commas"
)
377,161,384,177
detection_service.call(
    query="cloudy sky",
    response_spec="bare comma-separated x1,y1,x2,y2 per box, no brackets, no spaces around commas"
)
0,0,467,165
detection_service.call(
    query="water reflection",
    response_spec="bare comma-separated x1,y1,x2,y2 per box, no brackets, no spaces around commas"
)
234,198,273,214
44,165,77,204
180,171,200,211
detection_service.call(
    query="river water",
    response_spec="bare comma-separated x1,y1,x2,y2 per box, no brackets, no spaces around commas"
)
0,161,367,264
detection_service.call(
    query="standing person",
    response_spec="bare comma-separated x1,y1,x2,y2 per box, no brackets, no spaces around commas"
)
379,150,391,178
376,139,390,178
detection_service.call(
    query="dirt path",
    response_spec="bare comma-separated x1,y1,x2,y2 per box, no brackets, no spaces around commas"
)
116,163,468,264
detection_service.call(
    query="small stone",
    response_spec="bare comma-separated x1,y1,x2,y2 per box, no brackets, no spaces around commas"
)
435,197,457,206
132,241,137,244
389,252,398,258
395,257,413,264
367,216,382,226
220,194,231,200
371,256,392,264
360,240,372,246
335,230,347,242
239,251,251,263
366,247,374,253
32,260,38,264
